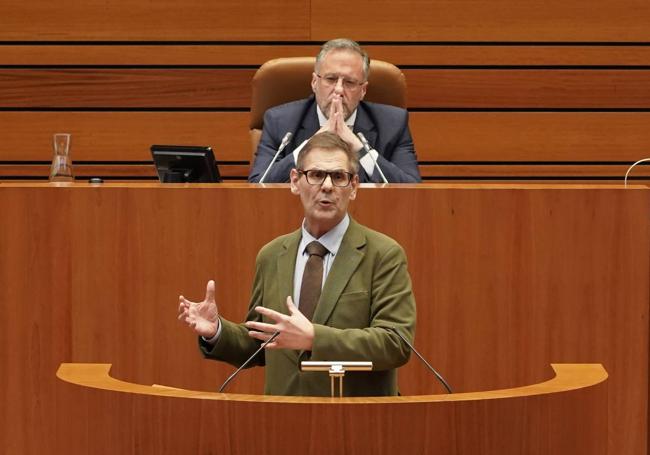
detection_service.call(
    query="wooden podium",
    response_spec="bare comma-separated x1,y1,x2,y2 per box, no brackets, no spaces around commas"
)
0,183,646,453
56,362,607,454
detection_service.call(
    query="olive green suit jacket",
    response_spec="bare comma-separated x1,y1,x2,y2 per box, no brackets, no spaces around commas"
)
200,218,416,396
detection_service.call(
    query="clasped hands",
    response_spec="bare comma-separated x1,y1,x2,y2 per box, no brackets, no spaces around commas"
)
178,280,314,351
317,96,363,152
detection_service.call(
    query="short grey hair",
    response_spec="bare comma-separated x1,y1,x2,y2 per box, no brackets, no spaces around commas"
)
315,38,370,81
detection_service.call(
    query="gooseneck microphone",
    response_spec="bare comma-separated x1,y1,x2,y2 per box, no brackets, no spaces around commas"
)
218,330,280,393
356,132,389,184
259,132,293,184
624,157,650,188
390,326,453,394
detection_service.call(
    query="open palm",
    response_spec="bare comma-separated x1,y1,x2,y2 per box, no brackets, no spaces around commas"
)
178,280,219,338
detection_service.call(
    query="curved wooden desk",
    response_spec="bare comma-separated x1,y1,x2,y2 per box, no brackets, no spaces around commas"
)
56,363,607,454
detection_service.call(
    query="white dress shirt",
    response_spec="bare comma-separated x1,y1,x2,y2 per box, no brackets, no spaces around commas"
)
292,214,350,309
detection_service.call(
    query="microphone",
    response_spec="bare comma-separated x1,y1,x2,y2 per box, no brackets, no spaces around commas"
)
218,330,280,393
389,326,453,394
624,157,650,188
356,132,388,184
259,132,293,183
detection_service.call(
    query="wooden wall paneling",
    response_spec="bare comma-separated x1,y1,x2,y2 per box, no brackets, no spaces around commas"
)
2,112,650,163
0,112,254,180
403,178,642,184
0,112,250,161
6,163,639,182
409,112,650,161
4,45,650,66
0,45,324,66
417,164,650,180
3,112,650,181
0,69,255,108
0,186,74,452
405,69,650,108
2,69,649,109
1,43,648,182
0,1,310,41
0,184,647,454
0,164,250,180
363,45,650,66
359,185,649,455
2,0,650,42
310,0,650,41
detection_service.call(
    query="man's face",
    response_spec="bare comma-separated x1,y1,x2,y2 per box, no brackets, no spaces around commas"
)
290,148,359,238
311,49,368,121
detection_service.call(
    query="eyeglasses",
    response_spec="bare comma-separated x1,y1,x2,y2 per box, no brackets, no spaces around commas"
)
316,73,365,91
298,169,354,187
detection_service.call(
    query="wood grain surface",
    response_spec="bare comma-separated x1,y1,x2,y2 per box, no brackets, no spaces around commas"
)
1,0,649,41
2,112,650,162
4,44,650,66
3,112,650,181
57,362,608,402
53,363,609,454
1,1,649,450
0,0,310,40
2,68,649,108
53,364,608,454
311,0,650,41
0,183,646,453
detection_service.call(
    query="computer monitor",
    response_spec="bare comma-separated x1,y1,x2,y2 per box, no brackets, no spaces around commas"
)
150,145,222,183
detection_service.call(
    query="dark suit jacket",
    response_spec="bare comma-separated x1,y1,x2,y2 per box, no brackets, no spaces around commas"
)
200,218,417,396
248,96,422,183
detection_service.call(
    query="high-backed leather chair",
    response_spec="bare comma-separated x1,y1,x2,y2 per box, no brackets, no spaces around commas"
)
249,57,407,156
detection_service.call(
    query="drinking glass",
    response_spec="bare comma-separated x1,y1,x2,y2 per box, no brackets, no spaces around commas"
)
49,133,74,182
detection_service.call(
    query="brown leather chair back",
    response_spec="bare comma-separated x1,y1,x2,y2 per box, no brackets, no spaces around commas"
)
249,57,407,155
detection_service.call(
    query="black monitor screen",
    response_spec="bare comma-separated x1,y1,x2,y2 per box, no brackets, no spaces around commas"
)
151,145,222,183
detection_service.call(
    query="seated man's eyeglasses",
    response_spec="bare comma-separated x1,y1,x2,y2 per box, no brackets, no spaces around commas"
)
316,74,365,91
298,169,354,187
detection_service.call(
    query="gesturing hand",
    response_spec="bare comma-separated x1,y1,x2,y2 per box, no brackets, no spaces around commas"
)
178,280,220,339
245,296,315,351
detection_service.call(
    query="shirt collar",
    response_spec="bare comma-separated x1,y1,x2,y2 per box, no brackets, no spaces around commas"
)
299,214,350,257
316,105,357,128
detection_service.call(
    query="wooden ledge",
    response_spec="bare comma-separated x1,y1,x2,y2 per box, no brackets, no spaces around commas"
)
1,181,648,190
57,363,607,405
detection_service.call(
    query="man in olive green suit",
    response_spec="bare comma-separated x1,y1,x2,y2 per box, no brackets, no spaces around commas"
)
178,132,416,396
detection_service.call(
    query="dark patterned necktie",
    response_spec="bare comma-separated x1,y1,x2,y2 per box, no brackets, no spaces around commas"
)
299,241,329,321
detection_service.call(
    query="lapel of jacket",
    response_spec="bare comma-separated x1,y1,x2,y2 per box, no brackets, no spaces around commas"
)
293,98,320,151
353,102,378,149
276,229,302,365
312,219,366,325
276,228,301,312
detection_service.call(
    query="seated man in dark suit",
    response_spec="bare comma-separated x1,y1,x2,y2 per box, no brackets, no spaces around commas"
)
248,38,422,183
179,132,416,396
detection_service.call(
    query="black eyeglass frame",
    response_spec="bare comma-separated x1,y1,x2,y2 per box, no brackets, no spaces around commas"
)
297,168,355,187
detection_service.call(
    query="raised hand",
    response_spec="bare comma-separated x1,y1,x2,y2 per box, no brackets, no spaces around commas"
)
244,296,315,351
331,97,363,151
178,280,220,338
314,96,339,136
